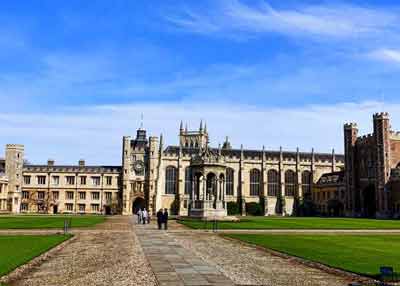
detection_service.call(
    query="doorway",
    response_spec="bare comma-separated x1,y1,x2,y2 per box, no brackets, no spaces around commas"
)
132,197,145,214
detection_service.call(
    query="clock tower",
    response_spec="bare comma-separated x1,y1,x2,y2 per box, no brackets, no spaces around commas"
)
122,127,149,215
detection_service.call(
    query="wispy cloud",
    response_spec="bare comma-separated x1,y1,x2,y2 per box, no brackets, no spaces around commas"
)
1,100,398,165
368,48,400,64
165,1,400,40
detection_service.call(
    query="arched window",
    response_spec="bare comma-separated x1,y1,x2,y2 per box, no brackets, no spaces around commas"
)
184,167,192,194
301,171,312,196
285,170,297,196
267,169,279,196
226,168,234,196
165,166,177,194
250,169,261,196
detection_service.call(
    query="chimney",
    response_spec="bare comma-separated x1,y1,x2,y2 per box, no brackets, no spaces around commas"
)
79,159,85,167
47,159,55,166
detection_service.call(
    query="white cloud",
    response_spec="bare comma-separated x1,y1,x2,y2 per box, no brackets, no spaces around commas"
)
1,100,397,165
165,1,400,40
368,48,400,64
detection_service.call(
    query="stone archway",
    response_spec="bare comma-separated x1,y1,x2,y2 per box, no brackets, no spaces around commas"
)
132,197,145,214
206,172,217,203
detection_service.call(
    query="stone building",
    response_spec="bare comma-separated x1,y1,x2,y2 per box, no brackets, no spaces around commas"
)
312,171,346,216
0,172,9,212
1,144,121,214
3,122,344,216
344,113,400,218
122,122,344,217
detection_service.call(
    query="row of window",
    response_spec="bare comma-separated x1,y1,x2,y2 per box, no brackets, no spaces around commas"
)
23,175,114,186
21,191,113,201
166,167,313,196
21,203,100,212
313,190,345,202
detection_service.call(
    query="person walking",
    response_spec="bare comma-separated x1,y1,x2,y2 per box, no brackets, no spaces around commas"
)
142,208,148,225
156,209,163,230
162,208,169,230
137,208,142,224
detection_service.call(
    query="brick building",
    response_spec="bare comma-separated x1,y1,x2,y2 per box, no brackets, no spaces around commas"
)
344,113,400,218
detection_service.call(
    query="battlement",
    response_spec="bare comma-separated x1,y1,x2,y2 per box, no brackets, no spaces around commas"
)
5,144,24,149
390,131,400,140
373,112,390,119
344,123,358,129
357,133,374,144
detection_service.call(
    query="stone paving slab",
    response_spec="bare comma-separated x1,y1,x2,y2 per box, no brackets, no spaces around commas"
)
134,224,234,286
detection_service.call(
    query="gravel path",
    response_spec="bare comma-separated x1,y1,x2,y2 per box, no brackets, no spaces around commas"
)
8,216,157,286
171,230,354,286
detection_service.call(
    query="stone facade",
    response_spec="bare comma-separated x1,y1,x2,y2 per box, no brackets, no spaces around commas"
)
122,122,344,217
312,171,346,216
0,173,9,212
344,113,400,218
2,122,344,216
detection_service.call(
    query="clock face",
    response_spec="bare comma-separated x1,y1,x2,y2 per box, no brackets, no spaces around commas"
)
133,160,144,173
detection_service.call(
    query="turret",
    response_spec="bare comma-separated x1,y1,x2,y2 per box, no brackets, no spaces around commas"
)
373,112,391,215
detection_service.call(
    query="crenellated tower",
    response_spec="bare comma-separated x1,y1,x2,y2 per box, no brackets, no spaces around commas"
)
344,123,358,215
373,112,391,217
5,144,24,213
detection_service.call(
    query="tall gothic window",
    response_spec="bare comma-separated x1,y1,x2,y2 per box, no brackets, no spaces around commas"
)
184,167,192,195
250,169,261,196
285,170,297,196
301,171,312,196
267,169,279,196
226,168,234,196
165,166,177,194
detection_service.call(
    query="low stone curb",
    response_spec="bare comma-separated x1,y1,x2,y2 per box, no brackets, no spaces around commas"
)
0,234,76,285
221,234,377,285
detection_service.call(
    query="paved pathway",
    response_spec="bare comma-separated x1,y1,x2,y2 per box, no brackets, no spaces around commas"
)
135,223,234,286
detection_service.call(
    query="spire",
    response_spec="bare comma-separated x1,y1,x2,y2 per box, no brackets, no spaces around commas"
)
159,133,164,153
204,122,207,133
222,136,232,150
139,113,144,130
199,120,203,132
180,120,183,132
185,123,188,133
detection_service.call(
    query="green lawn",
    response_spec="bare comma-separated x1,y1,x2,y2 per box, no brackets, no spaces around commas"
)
225,234,400,278
0,215,105,229
179,217,400,229
0,235,71,277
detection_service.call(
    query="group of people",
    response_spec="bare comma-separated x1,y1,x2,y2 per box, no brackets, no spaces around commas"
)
136,208,150,224
135,207,169,230
156,208,169,230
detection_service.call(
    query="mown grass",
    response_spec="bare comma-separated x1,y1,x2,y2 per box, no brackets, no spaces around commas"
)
0,235,72,277
225,234,400,278
0,215,105,229
179,217,400,229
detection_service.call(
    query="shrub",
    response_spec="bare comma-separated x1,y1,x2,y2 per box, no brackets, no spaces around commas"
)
227,201,240,215
245,202,263,216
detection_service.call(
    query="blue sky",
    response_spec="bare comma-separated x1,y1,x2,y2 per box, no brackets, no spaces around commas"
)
2,0,400,164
